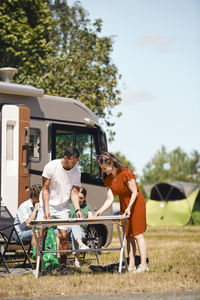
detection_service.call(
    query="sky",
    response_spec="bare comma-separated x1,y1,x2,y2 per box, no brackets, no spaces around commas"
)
70,0,200,176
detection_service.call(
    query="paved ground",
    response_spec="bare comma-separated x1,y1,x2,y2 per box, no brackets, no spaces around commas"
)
0,267,33,276
0,290,200,300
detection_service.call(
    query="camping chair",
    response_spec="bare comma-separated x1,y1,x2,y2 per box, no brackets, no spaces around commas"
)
0,250,10,273
65,225,100,265
0,206,34,271
83,225,100,264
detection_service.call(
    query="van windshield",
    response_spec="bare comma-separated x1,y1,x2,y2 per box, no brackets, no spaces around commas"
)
51,124,105,185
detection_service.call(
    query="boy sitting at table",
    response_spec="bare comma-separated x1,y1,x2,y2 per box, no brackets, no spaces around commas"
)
68,186,93,267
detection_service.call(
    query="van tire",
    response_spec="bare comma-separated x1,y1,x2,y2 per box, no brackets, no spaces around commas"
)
86,225,104,249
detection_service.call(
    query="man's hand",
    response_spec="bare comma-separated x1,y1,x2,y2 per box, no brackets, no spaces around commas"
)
76,209,84,218
44,208,50,219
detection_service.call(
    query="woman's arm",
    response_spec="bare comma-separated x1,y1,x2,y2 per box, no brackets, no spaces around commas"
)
124,178,138,217
87,211,93,218
95,188,114,216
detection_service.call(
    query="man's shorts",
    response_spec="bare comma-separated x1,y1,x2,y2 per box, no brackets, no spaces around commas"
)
36,206,70,230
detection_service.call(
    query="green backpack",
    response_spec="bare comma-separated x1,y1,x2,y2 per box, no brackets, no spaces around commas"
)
32,226,59,270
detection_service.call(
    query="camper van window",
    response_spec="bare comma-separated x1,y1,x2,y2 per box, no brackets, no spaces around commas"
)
55,130,73,158
100,132,108,153
53,127,99,178
6,123,14,160
51,124,103,185
29,128,40,162
76,133,99,176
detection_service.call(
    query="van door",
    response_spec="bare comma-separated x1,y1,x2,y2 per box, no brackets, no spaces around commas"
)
1,105,30,216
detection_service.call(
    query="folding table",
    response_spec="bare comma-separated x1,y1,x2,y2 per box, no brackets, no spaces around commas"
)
30,215,128,278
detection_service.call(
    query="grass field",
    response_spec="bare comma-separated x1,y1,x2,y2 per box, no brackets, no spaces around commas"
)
0,225,200,298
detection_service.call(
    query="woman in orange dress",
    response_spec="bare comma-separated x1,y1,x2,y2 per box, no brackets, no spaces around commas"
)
95,152,148,273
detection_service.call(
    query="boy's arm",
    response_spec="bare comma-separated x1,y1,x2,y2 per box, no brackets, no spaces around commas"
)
24,203,39,227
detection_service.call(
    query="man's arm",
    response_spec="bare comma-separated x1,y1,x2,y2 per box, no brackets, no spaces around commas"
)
71,185,83,218
42,177,51,219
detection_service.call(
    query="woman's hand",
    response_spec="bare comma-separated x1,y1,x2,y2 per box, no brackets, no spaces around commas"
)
94,188,114,217
124,179,138,218
124,206,131,217
94,210,102,217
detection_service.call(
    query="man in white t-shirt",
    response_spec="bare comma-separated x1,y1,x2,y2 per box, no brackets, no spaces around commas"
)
38,146,83,271
13,184,42,247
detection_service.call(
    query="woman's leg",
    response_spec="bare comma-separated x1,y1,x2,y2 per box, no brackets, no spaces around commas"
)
127,236,136,269
134,233,147,266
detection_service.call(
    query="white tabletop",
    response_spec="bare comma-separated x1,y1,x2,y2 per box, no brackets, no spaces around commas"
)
30,215,128,227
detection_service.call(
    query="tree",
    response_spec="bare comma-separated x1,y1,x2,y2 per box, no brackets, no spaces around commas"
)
45,0,122,141
112,151,135,172
140,146,200,187
0,0,122,141
0,0,54,84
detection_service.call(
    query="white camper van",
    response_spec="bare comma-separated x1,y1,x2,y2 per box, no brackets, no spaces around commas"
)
0,67,112,247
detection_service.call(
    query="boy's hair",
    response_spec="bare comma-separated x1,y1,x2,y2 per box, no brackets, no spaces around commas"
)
30,184,42,198
79,186,87,197
64,146,80,159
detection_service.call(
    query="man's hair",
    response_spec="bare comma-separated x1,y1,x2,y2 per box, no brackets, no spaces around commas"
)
64,146,80,159
30,184,42,198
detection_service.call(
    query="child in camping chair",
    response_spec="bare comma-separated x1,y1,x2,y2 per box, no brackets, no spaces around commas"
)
13,184,42,247
68,187,93,267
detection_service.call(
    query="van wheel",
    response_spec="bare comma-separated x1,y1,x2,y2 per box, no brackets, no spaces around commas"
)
85,225,103,249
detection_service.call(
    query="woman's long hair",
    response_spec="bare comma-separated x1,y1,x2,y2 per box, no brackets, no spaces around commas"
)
97,152,127,169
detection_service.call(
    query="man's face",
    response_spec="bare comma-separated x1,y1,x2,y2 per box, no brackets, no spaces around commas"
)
63,156,79,170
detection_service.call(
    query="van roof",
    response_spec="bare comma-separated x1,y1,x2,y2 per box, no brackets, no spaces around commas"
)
0,82,101,128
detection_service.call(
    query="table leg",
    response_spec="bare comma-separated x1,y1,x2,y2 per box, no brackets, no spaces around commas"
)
40,228,46,275
32,228,40,278
118,219,127,274
33,227,46,278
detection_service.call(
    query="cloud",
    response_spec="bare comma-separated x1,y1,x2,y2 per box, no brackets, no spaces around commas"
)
137,34,173,52
122,90,155,105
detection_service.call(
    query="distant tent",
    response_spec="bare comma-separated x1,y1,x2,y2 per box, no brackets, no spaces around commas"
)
144,181,200,226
